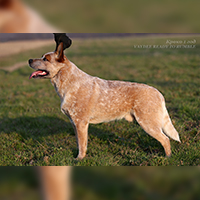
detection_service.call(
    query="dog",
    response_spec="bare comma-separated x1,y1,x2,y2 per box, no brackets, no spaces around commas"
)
28,39,181,159
0,0,59,33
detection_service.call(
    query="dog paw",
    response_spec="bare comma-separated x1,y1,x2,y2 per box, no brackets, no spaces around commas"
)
76,154,86,160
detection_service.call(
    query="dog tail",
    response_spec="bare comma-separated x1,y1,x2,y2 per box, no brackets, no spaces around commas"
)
162,104,181,142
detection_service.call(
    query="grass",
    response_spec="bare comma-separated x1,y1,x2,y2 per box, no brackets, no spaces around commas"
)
0,35,200,166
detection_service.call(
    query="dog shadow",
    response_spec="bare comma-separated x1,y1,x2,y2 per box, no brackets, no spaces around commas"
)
0,116,73,139
0,116,122,140
0,116,156,158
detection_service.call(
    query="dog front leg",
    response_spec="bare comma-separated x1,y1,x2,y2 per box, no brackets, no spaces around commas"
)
73,120,89,159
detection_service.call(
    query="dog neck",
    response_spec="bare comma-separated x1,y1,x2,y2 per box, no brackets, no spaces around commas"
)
51,59,91,101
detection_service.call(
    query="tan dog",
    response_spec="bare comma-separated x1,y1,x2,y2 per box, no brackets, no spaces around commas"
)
29,42,181,159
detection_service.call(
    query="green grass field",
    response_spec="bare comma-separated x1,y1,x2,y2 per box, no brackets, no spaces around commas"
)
0,35,200,166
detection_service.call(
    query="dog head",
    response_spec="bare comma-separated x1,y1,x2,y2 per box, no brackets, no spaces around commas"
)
29,42,66,79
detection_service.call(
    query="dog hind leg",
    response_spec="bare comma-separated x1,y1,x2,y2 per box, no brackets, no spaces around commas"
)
132,109,171,157
144,126,171,157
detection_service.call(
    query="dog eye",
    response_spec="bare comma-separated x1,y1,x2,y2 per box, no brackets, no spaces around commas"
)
43,57,48,61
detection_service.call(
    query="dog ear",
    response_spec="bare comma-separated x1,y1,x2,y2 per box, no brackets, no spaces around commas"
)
56,42,64,62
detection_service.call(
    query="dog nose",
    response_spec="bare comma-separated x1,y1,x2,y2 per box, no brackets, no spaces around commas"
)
29,59,33,64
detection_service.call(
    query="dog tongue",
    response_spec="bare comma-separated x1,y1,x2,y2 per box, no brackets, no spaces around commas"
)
29,70,47,79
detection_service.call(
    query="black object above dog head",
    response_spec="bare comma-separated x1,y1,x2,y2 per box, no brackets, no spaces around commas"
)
53,33,72,51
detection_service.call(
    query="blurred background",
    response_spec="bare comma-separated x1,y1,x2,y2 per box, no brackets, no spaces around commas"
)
1,0,200,199
0,167,200,200
22,0,200,32
0,33,200,199
0,0,200,32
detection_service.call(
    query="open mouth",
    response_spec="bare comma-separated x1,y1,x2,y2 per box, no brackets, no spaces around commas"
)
29,70,49,79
